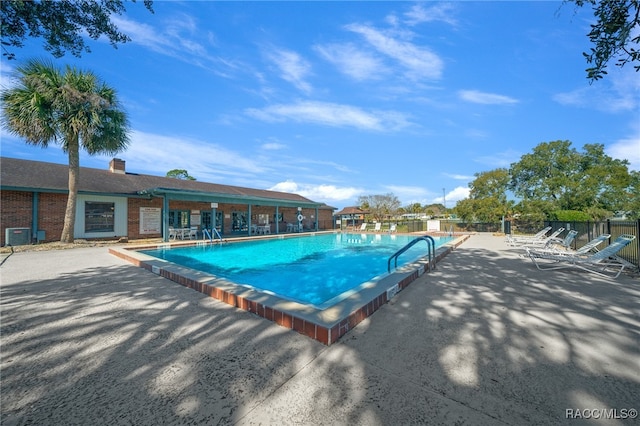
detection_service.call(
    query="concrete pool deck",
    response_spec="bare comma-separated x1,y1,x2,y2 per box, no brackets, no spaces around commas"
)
1,233,639,425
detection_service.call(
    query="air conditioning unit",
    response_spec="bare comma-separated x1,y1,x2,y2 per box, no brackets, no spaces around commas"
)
5,228,31,246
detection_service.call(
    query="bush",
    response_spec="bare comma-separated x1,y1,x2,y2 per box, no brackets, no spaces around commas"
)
551,210,591,222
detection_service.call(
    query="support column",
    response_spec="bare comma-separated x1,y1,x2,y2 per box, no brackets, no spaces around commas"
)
32,191,39,242
163,196,170,242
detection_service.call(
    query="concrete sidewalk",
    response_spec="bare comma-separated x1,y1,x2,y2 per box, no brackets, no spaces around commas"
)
1,234,638,425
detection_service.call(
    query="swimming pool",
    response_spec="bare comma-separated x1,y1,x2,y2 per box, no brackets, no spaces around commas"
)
110,232,468,345
140,233,452,308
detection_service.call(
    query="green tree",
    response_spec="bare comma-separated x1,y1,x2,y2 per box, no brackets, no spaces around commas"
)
566,0,640,82
166,169,196,180
509,140,631,217
1,0,154,60
1,59,130,242
623,170,640,218
358,193,401,222
455,168,511,222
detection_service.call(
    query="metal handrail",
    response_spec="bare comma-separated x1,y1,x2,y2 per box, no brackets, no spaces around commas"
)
388,236,436,273
203,228,224,243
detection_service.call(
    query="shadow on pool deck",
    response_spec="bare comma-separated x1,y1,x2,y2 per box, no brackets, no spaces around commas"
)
1,233,638,425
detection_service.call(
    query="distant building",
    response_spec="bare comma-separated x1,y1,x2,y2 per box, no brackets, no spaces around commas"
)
334,206,369,228
1,157,335,245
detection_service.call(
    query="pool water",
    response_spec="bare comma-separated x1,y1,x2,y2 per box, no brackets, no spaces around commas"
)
141,233,451,307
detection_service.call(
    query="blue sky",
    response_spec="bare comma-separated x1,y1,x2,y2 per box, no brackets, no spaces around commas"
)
1,1,639,210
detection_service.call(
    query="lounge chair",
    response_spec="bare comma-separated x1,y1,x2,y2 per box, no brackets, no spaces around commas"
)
573,234,610,254
373,223,381,232
169,227,178,240
359,223,367,232
188,226,198,240
389,224,397,233
544,229,578,250
525,234,636,278
508,227,565,247
506,226,552,245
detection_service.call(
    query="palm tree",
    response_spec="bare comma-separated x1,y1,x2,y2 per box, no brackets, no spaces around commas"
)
1,59,130,243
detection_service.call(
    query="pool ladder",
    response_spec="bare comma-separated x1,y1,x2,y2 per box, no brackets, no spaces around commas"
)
203,228,225,243
387,236,436,273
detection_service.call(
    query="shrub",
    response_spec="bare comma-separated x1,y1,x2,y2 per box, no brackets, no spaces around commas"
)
551,210,591,222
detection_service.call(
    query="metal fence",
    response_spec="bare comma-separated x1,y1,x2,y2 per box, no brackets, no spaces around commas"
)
510,219,640,271
398,218,639,270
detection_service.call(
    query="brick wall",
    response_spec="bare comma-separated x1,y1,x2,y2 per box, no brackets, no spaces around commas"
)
127,198,164,240
1,191,33,246
37,193,67,242
1,188,335,245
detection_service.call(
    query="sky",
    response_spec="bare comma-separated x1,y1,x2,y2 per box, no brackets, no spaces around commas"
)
1,1,639,211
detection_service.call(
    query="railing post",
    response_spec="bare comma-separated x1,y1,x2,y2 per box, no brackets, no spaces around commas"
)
636,218,640,270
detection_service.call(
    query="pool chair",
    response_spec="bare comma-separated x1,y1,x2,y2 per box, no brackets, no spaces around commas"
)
188,226,198,240
505,226,552,244
373,223,382,232
572,234,611,254
544,229,578,250
543,230,578,251
169,227,177,240
525,234,636,278
506,227,558,247
389,224,397,233
359,223,367,232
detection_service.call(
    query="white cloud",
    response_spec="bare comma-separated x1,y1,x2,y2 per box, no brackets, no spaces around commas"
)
110,16,234,76
443,173,474,180
552,65,639,113
433,186,470,205
384,184,430,201
607,137,640,171
314,43,385,81
97,130,268,180
458,90,519,105
345,23,443,80
475,149,522,168
403,3,458,27
0,62,17,90
266,48,313,94
269,180,362,204
261,142,287,150
245,101,411,131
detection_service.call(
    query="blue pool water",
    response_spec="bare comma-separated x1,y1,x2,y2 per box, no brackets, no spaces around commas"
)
141,233,451,307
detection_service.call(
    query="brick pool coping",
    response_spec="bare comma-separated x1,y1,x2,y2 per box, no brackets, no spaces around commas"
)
109,232,470,345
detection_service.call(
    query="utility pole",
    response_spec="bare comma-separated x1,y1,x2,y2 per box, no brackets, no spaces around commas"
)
442,188,446,210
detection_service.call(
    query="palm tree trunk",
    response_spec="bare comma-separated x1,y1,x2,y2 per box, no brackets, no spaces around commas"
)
60,138,80,243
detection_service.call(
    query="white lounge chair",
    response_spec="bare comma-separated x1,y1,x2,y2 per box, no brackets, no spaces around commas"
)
508,227,564,247
389,224,397,233
169,227,178,240
359,223,367,232
572,234,611,254
527,233,608,256
525,234,636,278
373,223,381,232
188,226,198,239
506,226,551,245
544,229,578,250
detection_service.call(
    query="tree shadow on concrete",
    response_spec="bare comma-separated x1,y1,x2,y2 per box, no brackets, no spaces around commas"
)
2,239,638,425
1,251,326,425
338,238,640,424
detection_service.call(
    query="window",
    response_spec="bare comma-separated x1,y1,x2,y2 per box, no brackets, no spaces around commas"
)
85,201,115,233
169,210,190,228
232,211,247,231
258,213,269,224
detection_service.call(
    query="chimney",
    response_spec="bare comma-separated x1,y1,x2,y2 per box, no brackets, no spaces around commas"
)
109,158,126,174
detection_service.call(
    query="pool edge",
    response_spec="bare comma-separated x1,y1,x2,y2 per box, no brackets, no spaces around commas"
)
109,233,470,346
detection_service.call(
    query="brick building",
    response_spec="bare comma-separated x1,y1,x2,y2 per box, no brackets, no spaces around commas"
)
1,157,335,246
